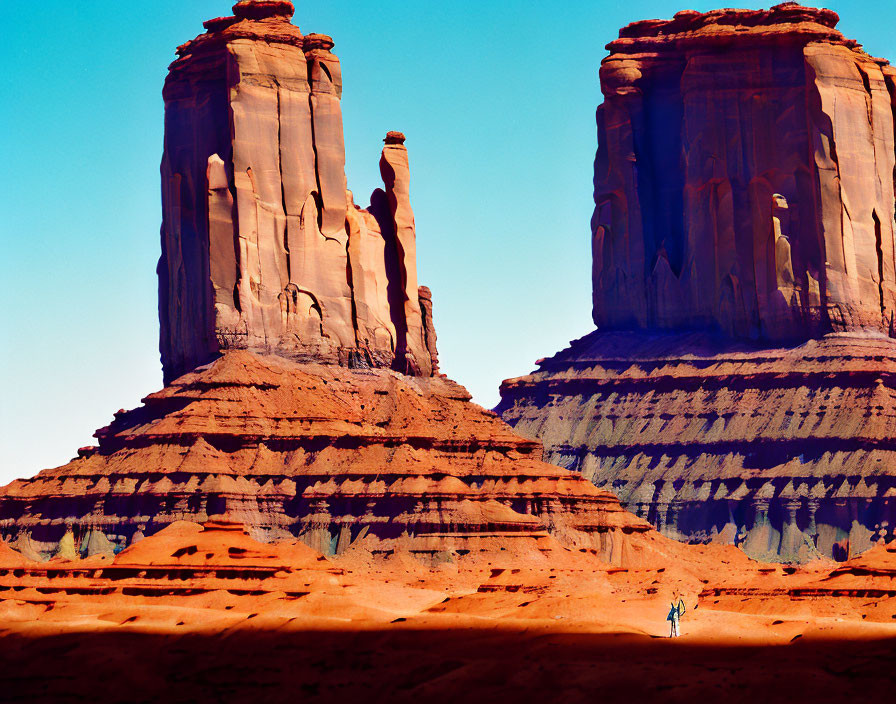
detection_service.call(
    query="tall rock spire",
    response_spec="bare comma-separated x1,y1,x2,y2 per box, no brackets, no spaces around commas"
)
158,1,436,382
379,131,431,376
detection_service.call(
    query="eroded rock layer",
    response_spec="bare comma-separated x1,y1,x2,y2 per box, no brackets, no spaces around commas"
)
0,351,648,562
498,4,896,563
159,1,435,382
594,2,896,340
0,1,654,567
3,517,896,701
499,331,896,562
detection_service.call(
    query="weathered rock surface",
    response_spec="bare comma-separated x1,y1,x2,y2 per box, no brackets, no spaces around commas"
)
0,520,345,607
3,516,896,702
0,1,657,567
593,2,896,340
499,331,896,562
0,350,648,562
499,4,896,562
159,1,435,382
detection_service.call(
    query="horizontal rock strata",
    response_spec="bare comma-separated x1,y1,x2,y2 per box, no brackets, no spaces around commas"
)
499,3,896,563
700,541,896,614
0,351,648,563
498,331,896,562
2,517,896,701
0,520,344,604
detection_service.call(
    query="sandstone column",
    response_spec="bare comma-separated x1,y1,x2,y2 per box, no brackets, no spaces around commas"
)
380,132,431,376
157,2,437,380
305,34,347,238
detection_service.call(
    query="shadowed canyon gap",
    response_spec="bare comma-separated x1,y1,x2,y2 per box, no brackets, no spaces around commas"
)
498,2,896,563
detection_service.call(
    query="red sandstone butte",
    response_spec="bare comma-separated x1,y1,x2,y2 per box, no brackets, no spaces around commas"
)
594,2,896,338
160,0,435,382
498,3,896,563
0,1,650,565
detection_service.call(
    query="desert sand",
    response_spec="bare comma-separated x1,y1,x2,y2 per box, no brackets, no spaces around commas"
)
1,521,894,702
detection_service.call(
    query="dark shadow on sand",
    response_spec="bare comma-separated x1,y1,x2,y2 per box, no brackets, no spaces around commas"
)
1,627,894,703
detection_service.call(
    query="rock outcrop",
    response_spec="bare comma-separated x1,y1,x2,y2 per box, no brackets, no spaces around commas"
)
499,331,896,562
3,516,896,702
0,520,345,607
0,1,655,563
0,350,649,562
499,4,896,562
593,2,896,340
159,0,434,382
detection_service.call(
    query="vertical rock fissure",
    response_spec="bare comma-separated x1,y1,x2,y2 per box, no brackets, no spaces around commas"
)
305,57,325,237
227,69,242,317
884,72,896,283
875,210,885,316
276,86,290,283
346,260,360,358
859,65,874,127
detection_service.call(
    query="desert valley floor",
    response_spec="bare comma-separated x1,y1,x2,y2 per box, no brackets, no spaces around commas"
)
1,520,895,702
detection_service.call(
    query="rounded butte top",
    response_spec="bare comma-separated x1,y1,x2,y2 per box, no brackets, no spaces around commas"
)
231,0,295,21
385,131,407,146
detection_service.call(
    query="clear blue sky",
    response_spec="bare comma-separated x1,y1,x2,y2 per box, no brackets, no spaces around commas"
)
1,1,891,483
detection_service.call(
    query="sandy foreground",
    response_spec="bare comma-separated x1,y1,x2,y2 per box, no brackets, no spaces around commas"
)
1,521,894,703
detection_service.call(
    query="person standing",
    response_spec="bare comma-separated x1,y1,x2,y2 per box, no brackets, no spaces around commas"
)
667,597,686,637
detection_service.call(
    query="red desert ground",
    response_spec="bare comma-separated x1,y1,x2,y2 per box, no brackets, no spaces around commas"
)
3,2,896,702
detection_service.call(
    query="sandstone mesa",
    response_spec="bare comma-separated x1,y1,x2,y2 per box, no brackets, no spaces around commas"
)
499,2,896,562
0,0,647,566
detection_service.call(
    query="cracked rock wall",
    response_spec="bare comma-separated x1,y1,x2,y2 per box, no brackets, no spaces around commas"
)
159,1,435,383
